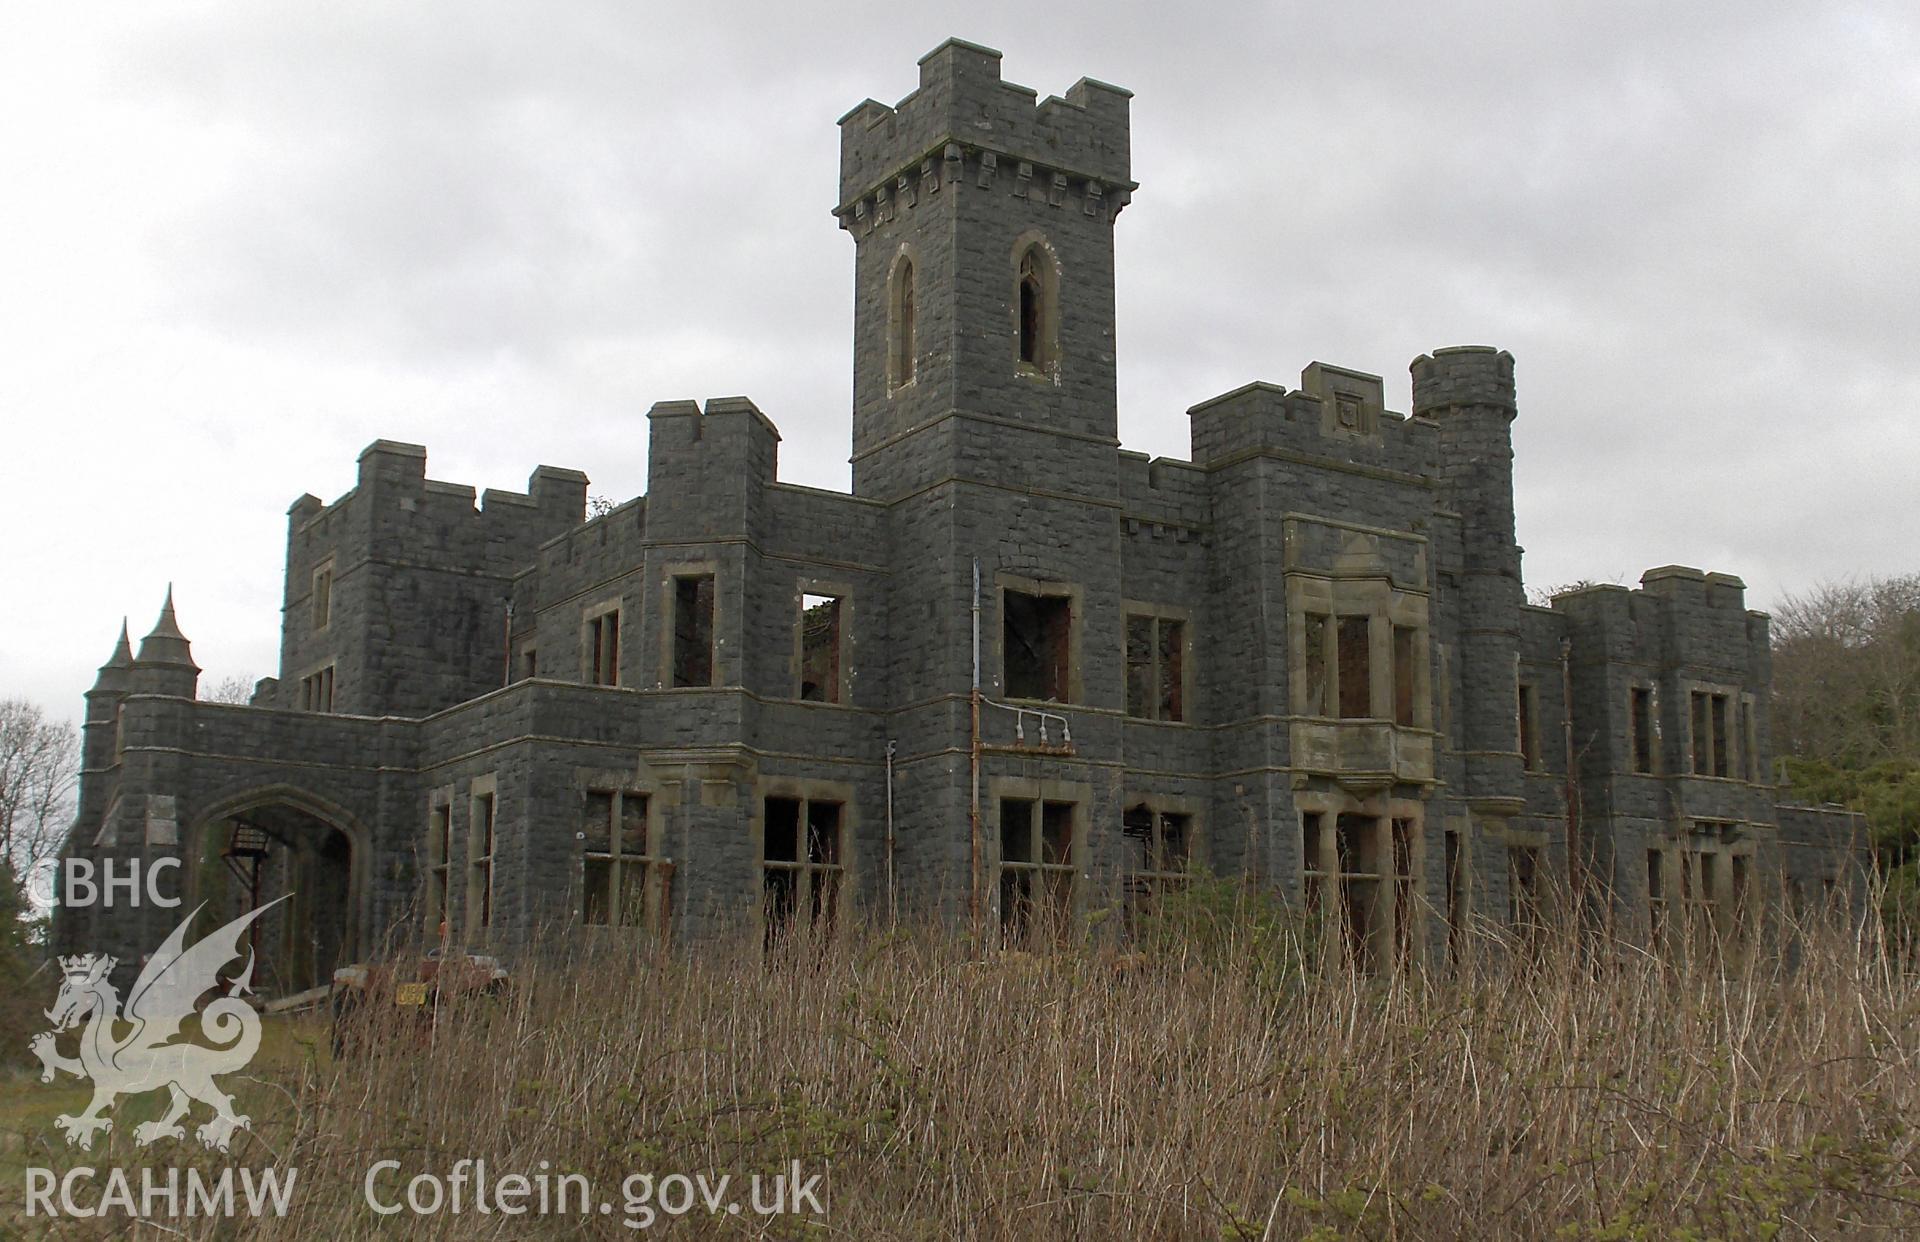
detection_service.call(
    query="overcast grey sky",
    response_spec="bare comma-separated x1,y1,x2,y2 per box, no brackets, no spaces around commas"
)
2,2,1915,722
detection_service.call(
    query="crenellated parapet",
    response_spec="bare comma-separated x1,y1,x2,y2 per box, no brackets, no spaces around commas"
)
1186,364,1434,477
1410,345,1517,418
834,38,1133,236
275,442,589,717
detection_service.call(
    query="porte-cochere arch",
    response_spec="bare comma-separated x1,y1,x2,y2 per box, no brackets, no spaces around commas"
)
185,784,376,994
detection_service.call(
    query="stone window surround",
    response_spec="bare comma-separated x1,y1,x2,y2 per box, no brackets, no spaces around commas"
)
790,576,855,705
1517,678,1543,771
1739,692,1760,783
1288,573,1432,729
1121,599,1195,724
1646,819,1759,939
1627,679,1661,775
300,659,337,713
995,571,1085,706
748,774,858,935
886,244,918,393
1440,816,1472,962
466,772,498,939
580,597,623,687
1120,789,1204,883
661,561,721,689
987,775,1091,929
1479,816,1547,933
310,555,336,633
1680,678,1744,782
424,785,454,940
576,774,669,935
1295,789,1427,968
1009,230,1062,380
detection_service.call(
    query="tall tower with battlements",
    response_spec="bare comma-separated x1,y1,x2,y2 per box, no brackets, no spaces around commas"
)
836,39,1133,503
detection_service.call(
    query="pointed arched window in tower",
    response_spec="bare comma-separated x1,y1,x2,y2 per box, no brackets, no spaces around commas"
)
888,255,916,390
1014,242,1057,372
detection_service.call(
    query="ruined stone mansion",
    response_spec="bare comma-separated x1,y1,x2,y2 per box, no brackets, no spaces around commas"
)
59,40,1865,989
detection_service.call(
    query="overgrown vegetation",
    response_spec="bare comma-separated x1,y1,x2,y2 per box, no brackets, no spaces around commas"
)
5,905,1916,1238
1773,573,1920,932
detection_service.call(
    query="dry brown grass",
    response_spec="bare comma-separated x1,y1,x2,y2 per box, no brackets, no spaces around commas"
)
7,894,1920,1239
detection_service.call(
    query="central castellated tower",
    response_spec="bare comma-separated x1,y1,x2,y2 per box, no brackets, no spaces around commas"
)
836,38,1133,503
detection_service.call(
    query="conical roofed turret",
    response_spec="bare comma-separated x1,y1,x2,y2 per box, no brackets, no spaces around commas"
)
129,586,200,697
89,620,134,697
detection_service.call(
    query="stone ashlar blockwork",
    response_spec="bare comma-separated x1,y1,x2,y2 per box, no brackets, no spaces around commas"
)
57,39,1867,982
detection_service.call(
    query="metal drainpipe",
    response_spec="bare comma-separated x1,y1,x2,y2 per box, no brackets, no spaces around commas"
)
970,559,983,950
885,739,897,928
1560,636,1579,899
502,601,515,686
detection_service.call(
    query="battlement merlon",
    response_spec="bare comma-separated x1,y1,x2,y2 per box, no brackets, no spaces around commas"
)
1186,361,1428,468
645,396,782,489
835,38,1133,219
1410,346,1517,418
1639,565,1752,613
294,441,589,524
284,442,587,582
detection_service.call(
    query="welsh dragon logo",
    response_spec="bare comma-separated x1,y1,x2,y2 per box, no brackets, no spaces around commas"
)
31,900,284,1152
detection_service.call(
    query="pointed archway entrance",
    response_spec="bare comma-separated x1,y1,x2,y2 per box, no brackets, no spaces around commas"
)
189,790,367,996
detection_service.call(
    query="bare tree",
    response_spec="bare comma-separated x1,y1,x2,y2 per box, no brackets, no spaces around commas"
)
202,673,257,705
0,698,79,887
1773,574,1920,766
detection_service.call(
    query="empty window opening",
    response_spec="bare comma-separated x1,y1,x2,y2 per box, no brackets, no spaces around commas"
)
1647,848,1667,941
1699,851,1723,936
302,665,335,713
1337,616,1372,719
999,797,1075,942
1018,248,1045,366
1125,614,1184,721
311,562,333,631
889,257,916,388
1392,625,1418,727
1518,682,1541,769
1738,698,1757,781
1508,845,1541,937
582,790,664,935
1335,813,1381,971
1004,589,1071,702
1630,687,1654,773
1301,812,1327,924
762,796,844,945
1710,695,1730,778
1730,853,1751,937
672,575,716,688
1691,692,1711,775
1392,818,1416,966
1302,612,1331,716
1122,803,1194,930
799,594,843,703
1444,828,1465,966
426,803,452,938
468,790,495,935
520,646,538,681
587,609,620,687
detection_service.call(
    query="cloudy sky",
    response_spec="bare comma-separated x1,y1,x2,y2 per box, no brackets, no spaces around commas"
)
2,1,1915,722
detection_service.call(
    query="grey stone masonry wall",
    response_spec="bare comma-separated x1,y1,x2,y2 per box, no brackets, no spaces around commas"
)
56,40,1868,983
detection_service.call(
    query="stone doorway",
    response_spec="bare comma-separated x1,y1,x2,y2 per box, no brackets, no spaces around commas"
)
192,800,359,996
